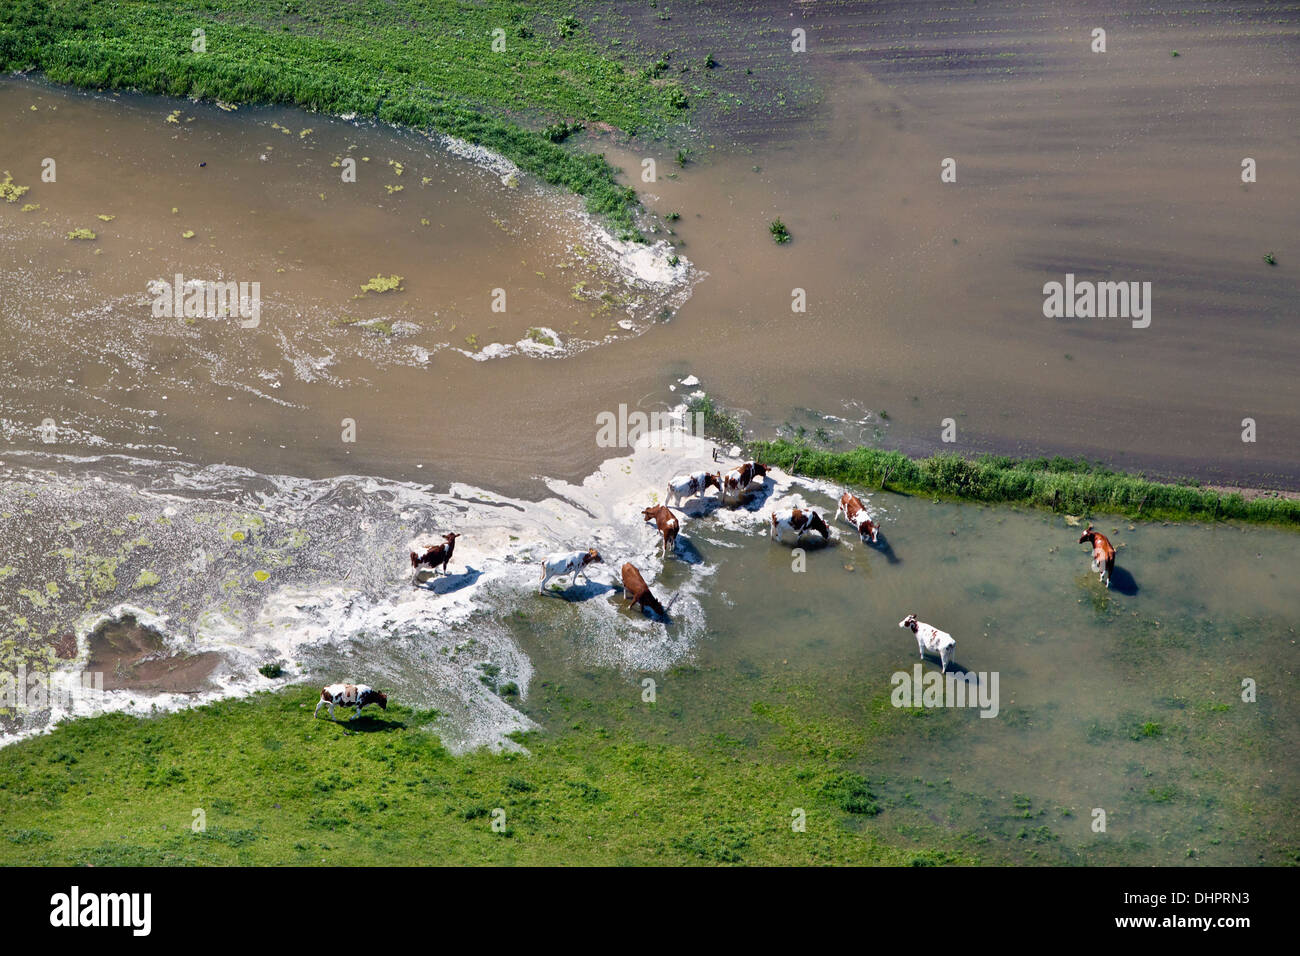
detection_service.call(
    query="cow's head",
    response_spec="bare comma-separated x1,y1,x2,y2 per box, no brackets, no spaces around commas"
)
808,511,831,540
860,518,879,544
899,613,918,632
584,547,602,565
374,690,388,710
705,472,722,491
643,591,667,619
642,506,660,522
444,532,460,545
1078,525,1094,545
752,463,769,480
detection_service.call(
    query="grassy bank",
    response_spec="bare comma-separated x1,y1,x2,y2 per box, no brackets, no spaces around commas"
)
748,438,1300,527
0,682,972,865
0,0,689,237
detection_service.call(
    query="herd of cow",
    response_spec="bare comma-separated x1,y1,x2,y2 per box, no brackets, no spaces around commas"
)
315,458,1120,720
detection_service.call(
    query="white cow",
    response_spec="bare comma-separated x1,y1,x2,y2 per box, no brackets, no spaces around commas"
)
899,614,956,673
539,548,602,592
666,471,721,507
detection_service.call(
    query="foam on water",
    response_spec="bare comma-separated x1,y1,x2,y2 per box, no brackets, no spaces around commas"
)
1,422,866,752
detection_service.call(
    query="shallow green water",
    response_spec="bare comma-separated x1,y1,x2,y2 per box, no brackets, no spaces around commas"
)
510,491,1299,865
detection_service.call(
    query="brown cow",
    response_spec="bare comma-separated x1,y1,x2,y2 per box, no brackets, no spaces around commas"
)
621,562,666,618
835,491,879,544
642,505,680,557
411,532,459,577
1078,525,1116,588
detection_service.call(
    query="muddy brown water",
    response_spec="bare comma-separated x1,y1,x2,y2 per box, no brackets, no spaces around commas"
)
0,0,1297,865
2,1,1298,493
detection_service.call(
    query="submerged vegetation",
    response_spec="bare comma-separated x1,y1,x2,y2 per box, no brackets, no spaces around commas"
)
751,438,1300,526
686,394,745,446
0,0,694,236
768,217,791,243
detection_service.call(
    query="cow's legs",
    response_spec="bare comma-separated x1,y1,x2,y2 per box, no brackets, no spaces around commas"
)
327,702,336,720
313,699,325,718
351,705,361,720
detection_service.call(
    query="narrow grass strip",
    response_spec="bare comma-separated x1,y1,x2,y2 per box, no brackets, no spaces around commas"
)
748,438,1299,527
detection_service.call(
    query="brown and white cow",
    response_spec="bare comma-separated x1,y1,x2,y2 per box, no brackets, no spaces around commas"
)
539,548,602,592
720,461,769,504
411,532,459,577
769,507,831,545
835,491,879,544
621,562,666,618
666,470,721,507
1078,525,1116,588
314,683,388,720
899,614,956,674
642,505,680,557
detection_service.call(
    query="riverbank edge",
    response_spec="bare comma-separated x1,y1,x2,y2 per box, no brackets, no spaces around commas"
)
0,2,685,238
742,437,1299,528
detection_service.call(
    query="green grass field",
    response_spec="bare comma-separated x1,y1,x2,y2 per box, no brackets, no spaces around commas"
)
0,0,694,236
0,681,971,865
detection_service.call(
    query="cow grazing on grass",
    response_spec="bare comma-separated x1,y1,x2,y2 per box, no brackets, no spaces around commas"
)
666,471,721,507
720,462,769,504
314,683,388,720
899,614,956,674
1078,525,1116,588
539,548,602,592
769,507,831,545
835,491,879,544
621,562,666,618
411,532,459,577
642,505,680,557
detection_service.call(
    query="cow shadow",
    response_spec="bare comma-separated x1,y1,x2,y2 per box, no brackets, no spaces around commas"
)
670,537,706,565
919,657,978,681
328,715,405,733
541,579,619,602
415,566,482,595
676,496,725,519
729,478,775,512
871,533,902,566
1108,566,1139,596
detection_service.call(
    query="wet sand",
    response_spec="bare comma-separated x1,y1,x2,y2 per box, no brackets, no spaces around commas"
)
85,615,221,693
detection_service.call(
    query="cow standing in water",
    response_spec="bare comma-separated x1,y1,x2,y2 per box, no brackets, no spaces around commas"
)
620,562,666,618
835,491,879,544
720,462,769,505
539,548,602,592
899,614,956,674
1078,525,1116,588
769,507,831,545
642,505,680,558
666,471,721,507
